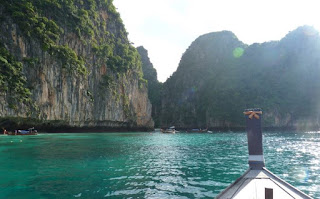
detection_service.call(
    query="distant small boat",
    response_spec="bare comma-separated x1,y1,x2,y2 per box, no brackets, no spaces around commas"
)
8,127,38,135
161,126,176,134
187,128,208,133
154,128,161,132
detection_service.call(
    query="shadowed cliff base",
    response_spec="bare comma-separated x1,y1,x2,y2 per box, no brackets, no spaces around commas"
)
0,117,154,133
1,117,317,133
164,126,320,132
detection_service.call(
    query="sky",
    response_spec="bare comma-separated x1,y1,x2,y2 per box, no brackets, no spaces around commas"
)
113,0,320,82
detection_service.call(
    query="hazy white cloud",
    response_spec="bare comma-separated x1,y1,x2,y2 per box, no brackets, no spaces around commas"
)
114,0,320,82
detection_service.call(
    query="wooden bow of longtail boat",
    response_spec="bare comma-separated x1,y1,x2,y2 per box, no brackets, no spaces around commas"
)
215,108,312,199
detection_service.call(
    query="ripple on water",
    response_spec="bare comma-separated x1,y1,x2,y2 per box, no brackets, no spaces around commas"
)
0,132,319,198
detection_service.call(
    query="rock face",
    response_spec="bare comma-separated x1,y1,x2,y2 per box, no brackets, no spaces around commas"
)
137,46,162,127
0,1,153,131
161,27,320,130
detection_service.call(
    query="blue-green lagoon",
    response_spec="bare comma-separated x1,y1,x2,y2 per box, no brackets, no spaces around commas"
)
0,132,319,198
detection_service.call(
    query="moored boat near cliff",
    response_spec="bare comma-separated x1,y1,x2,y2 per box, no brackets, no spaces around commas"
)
8,127,38,135
161,126,176,134
187,128,208,133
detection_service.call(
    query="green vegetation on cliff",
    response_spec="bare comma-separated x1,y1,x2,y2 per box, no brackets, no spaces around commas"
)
0,43,32,110
2,0,86,75
162,26,320,129
0,0,146,110
0,0,143,75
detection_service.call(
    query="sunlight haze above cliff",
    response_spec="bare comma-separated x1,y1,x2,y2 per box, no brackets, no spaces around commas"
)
113,0,320,82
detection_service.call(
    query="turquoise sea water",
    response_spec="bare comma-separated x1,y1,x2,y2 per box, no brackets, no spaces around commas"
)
0,131,319,198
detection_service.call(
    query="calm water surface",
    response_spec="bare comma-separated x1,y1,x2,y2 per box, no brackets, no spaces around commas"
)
0,131,319,198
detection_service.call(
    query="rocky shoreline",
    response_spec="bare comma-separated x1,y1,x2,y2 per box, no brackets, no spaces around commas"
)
0,117,153,133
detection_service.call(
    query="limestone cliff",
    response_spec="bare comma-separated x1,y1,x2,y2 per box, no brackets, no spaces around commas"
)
137,46,162,127
0,0,153,131
161,27,320,130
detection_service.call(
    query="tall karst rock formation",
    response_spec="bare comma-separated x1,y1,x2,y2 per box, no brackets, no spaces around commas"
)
137,46,162,127
0,0,153,131
162,26,320,130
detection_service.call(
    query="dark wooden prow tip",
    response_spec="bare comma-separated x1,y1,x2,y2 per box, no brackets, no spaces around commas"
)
244,108,265,170
265,188,273,199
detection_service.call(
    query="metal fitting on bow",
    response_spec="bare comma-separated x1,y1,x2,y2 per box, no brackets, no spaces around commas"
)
243,111,262,119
